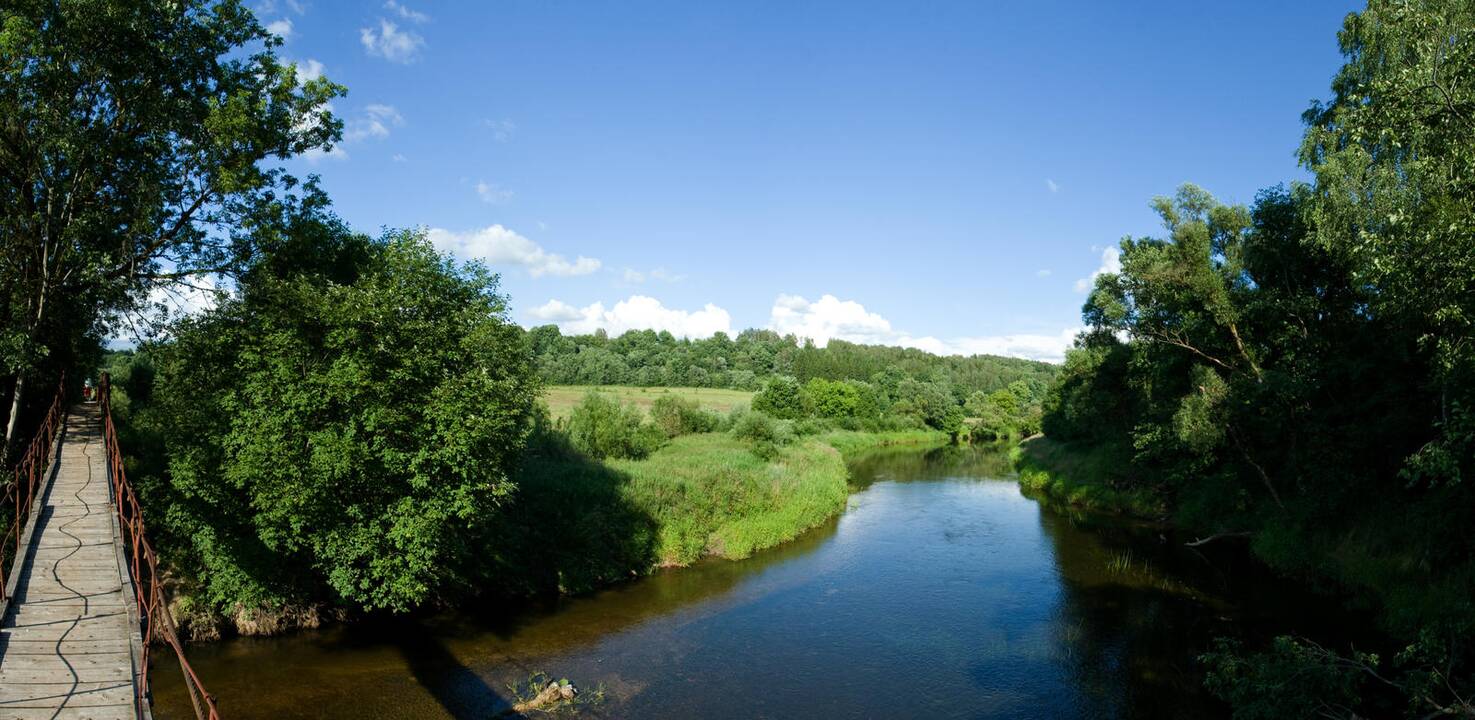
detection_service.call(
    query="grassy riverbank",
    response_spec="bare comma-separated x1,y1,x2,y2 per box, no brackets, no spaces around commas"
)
1012,436,1164,519
505,426,949,597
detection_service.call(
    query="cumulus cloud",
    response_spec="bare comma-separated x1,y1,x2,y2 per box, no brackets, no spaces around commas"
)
360,19,424,63
1074,246,1122,293
770,294,898,347
475,180,514,204
768,293,1077,363
291,58,325,82
300,102,402,163
384,0,430,23
528,296,733,338
266,18,293,40
426,225,600,277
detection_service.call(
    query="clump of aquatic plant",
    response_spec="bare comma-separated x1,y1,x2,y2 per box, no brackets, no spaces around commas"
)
1104,550,1136,576
500,672,605,716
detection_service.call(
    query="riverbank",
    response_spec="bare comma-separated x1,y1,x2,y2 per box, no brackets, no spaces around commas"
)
508,428,948,582
1012,436,1165,519
179,427,947,639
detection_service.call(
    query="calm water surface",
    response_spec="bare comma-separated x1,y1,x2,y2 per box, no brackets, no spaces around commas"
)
153,445,1358,719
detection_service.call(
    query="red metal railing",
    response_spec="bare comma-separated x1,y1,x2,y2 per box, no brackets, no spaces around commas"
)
99,373,221,720
0,376,65,605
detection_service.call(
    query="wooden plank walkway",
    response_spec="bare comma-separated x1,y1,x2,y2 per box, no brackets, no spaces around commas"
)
0,404,143,720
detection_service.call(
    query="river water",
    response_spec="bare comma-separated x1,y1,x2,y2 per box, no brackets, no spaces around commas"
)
152,444,1357,719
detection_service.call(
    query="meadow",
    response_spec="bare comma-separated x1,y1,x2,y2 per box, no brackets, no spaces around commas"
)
544,385,754,420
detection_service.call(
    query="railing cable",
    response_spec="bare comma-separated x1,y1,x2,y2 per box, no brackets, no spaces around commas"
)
99,373,222,720
0,375,65,607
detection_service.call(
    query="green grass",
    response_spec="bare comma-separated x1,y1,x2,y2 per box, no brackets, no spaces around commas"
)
544,385,753,421
1013,436,1165,518
609,434,849,566
817,428,949,458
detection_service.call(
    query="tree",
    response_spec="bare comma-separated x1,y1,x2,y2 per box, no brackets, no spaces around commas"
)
1300,0,1475,488
0,0,343,454
148,224,539,612
752,376,806,419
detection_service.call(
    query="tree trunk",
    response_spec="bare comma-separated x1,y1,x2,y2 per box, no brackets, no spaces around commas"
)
2,372,25,464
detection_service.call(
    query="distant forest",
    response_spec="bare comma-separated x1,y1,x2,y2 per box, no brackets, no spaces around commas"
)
526,325,1059,399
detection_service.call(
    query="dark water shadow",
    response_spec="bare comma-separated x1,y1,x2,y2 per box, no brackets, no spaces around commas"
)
394,630,514,719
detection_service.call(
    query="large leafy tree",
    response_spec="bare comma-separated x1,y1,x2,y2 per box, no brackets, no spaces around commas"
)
0,0,342,452
1044,2,1475,714
1300,0,1475,487
148,222,540,612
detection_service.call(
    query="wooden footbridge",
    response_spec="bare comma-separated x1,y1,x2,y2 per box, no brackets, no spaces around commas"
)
0,378,219,719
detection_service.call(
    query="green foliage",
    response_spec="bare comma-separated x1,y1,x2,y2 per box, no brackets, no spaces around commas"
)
648,395,721,438
1201,638,1374,720
730,410,794,460
751,376,805,419
1038,2,1475,714
566,391,666,459
608,435,848,565
530,326,1057,399
887,378,955,431
141,224,539,613
0,0,343,452
801,377,864,419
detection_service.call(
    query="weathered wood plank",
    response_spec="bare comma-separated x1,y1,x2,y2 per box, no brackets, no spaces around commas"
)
0,406,141,717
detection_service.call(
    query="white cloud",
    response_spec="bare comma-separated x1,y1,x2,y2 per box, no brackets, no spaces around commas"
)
1046,179,1060,193
344,103,404,143
426,225,601,277
391,153,408,163
484,118,516,142
768,293,1076,363
1074,246,1122,293
111,276,227,345
529,296,733,338
475,180,514,204
360,19,424,63
266,18,293,40
1036,269,1052,277
291,58,325,82
384,0,430,23
770,294,897,347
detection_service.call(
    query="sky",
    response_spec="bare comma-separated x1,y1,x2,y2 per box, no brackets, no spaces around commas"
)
258,0,1362,362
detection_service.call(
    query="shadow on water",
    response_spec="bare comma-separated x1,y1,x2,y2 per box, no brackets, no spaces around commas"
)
393,631,512,719
152,442,1385,720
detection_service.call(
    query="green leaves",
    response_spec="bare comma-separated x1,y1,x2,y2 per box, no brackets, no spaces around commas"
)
152,226,539,612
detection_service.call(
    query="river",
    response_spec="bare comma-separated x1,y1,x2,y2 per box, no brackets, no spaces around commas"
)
152,444,1359,718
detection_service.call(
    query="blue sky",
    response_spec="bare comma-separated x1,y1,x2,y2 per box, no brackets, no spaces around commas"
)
262,0,1360,361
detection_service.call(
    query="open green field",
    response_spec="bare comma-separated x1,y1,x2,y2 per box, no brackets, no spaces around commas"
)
545,385,754,420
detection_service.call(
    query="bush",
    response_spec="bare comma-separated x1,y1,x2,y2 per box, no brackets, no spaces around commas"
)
731,411,793,459
792,418,833,437
566,391,665,460
147,228,541,613
751,376,805,419
649,395,721,438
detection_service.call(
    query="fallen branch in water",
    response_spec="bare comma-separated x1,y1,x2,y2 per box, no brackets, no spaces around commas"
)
1185,531,1252,547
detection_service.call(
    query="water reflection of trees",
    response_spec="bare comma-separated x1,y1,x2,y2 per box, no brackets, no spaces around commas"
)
847,443,1015,487
1029,505,1233,718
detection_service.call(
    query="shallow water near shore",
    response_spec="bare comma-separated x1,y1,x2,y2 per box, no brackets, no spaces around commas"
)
151,444,1363,719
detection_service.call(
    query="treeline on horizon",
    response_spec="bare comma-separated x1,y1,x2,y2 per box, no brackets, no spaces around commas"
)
1033,1,1475,716
527,324,1058,399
